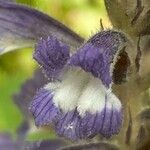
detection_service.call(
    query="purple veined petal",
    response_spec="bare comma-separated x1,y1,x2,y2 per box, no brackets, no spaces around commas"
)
54,77,123,140
75,78,98,139
99,91,123,138
0,1,84,54
69,30,130,88
33,36,70,79
78,93,123,139
29,88,60,127
77,112,104,139
55,110,81,141
76,78,123,139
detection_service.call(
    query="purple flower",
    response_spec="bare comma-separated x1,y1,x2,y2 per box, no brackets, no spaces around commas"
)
29,30,130,140
1,0,150,149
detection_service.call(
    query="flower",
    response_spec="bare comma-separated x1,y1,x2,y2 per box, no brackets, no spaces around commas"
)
0,0,150,149
29,30,130,140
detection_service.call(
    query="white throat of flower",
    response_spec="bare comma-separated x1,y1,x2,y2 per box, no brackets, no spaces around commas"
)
44,67,122,117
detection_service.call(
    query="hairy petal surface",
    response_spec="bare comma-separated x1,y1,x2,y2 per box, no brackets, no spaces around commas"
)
53,69,89,112
55,110,81,140
77,78,122,138
99,91,123,137
33,36,70,79
69,30,128,88
54,77,122,140
0,1,84,54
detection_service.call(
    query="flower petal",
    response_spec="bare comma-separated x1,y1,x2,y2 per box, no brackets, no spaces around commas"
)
78,93,122,139
54,77,123,140
33,36,70,79
29,88,60,126
53,69,89,112
77,78,122,138
100,92,123,137
55,91,122,140
77,112,103,139
69,30,128,88
55,110,80,140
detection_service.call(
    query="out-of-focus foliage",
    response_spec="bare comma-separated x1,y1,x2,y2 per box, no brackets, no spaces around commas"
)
0,0,110,139
17,0,110,37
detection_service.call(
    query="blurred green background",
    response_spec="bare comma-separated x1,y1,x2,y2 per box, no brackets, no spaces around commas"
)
0,0,111,140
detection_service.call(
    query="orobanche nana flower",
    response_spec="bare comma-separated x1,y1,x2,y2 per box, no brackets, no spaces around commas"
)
29,30,130,140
